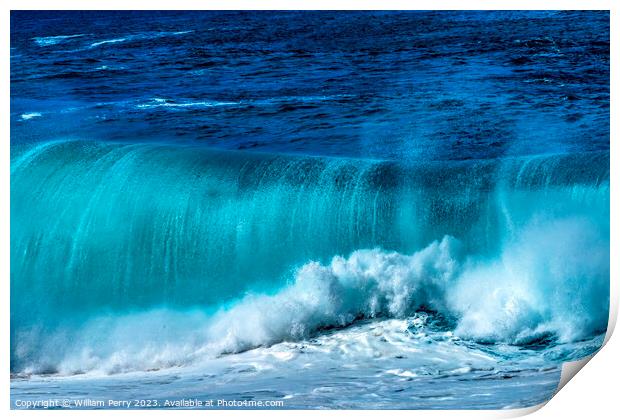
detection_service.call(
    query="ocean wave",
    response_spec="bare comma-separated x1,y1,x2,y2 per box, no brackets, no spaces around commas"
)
135,98,239,109
10,141,609,376
134,95,353,111
15,316,598,409
11,218,608,376
208,217,608,354
7,313,517,377
252,94,355,105
88,30,194,49
89,38,127,48
32,34,85,47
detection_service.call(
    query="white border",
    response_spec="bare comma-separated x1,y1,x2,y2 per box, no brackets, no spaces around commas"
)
2,2,616,419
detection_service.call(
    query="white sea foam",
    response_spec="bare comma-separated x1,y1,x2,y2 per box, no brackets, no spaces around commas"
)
206,236,461,354
206,217,608,353
449,218,609,344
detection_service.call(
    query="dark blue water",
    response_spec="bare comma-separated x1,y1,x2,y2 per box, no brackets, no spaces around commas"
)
11,11,609,160
10,11,610,410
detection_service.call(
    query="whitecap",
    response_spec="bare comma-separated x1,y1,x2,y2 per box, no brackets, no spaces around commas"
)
136,98,239,110
88,30,193,49
19,112,42,121
89,38,127,48
33,34,85,47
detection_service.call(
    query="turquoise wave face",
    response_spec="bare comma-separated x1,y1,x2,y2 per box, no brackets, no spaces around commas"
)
10,140,609,374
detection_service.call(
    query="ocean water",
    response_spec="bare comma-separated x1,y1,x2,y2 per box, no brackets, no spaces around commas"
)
10,11,609,409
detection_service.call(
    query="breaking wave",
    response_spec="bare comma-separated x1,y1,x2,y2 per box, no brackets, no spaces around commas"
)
32,34,85,47
10,140,609,375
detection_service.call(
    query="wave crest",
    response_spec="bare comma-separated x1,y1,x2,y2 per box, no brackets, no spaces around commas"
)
208,235,461,354
209,217,608,354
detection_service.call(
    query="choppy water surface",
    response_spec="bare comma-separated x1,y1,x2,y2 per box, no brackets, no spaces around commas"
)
11,11,609,160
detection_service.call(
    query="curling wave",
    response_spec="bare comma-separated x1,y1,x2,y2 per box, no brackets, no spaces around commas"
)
10,140,609,375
